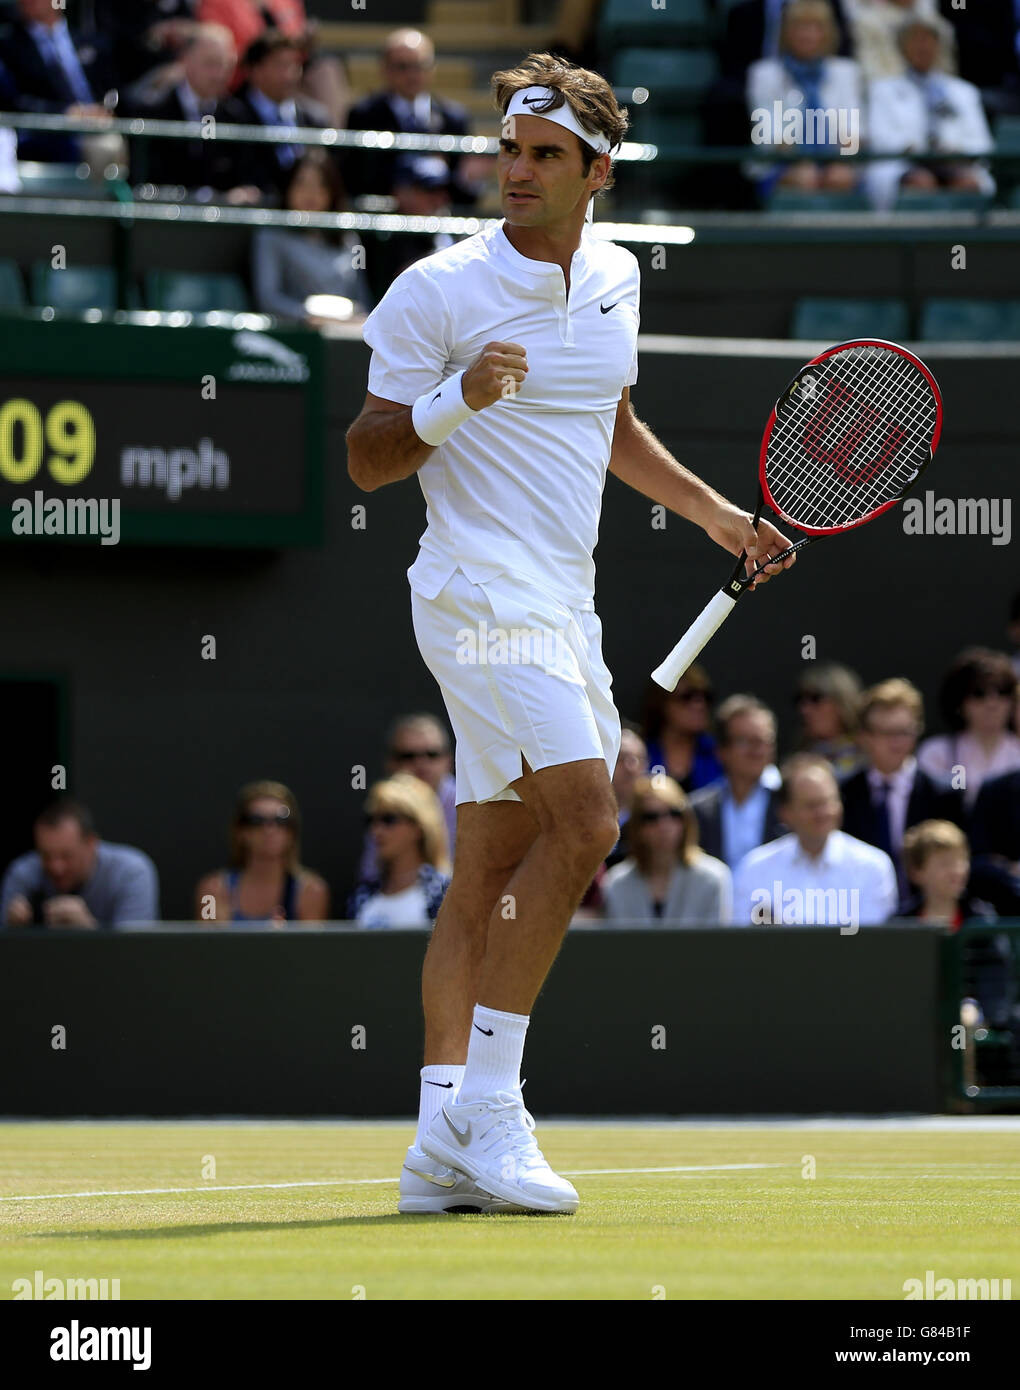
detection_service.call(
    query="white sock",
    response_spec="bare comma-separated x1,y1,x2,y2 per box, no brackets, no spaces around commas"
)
413,1064,465,1153
457,1004,529,1104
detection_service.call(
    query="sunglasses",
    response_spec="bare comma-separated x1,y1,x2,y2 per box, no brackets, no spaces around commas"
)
365,811,410,827
968,686,1014,700
639,808,685,824
672,689,711,703
796,691,826,704
240,811,291,828
391,748,444,761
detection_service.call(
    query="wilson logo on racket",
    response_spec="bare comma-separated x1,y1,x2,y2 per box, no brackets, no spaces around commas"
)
651,339,943,692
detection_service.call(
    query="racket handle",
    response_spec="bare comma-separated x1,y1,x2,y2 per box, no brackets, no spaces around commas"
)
651,589,738,691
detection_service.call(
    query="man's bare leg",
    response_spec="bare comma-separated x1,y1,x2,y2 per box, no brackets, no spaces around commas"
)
422,798,540,1064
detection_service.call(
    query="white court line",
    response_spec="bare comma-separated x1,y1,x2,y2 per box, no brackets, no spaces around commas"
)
0,1163,783,1203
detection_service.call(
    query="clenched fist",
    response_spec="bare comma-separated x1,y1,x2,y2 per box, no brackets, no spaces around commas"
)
462,341,528,411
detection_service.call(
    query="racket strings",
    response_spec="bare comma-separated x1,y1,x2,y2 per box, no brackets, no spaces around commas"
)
765,346,937,531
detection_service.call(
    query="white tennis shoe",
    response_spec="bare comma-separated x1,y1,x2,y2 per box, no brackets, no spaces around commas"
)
397,1145,517,1214
421,1088,579,1214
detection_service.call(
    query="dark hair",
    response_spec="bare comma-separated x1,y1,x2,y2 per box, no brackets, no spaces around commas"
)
282,149,346,215
243,31,304,70
938,648,1018,731
36,799,97,837
641,664,714,743
1010,591,1020,624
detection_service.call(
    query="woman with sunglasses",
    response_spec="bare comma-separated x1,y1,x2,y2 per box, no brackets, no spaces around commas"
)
917,648,1020,811
793,662,864,777
640,664,724,794
347,774,451,928
194,780,329,923
601,775,732,924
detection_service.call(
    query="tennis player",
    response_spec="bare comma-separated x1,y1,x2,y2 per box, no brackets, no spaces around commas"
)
347,53,795,1214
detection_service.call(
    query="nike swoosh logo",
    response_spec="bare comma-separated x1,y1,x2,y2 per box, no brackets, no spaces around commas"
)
473,1024,494,1036
430,390,441,405
600,301,620,314
442,1107,472,1145
404,1164,457,1188
425,1080,454,1088
521,95,546,107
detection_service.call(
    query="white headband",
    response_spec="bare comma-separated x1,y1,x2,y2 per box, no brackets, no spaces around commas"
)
503,86,614,155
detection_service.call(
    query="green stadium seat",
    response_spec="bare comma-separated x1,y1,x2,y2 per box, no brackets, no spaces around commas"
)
146,271,250,313
791,298,910,341
601,0,714,46
30,262,118,311
1007,185,1020,208
918,299,1020,341
994,115,1020,153
768,189,869,212
627,107,702,151
613,48,719,108
894,189,991,212
16,161,116,199
0,258,26,309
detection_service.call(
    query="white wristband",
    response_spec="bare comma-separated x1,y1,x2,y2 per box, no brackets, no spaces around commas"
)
411,370,476,446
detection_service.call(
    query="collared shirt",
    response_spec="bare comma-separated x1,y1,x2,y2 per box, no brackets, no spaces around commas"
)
175,80,216,122
29,18,93,105
719,779,771,870
247,87,300,165
917,732,1020,811
866,755,916,854
0,841,160,927
362,221,640,610
389,92,433,132
731,829,897,926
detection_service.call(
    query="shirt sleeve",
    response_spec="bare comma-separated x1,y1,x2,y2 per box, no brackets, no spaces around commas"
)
362,268,453,406
626,257,640,387
1,856,39,923
864,852,898,925
111,855,159,926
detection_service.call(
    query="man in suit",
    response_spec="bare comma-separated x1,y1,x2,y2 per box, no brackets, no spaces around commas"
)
344,27,473,204
218,29,326,200
127,23,239,194
866,16,996,208
0,0,114,161
690,695,784,870
969,769,1020,914
839,677,964,898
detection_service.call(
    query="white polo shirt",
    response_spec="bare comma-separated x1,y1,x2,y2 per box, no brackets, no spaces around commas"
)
731,830,898,927
362,219,640,610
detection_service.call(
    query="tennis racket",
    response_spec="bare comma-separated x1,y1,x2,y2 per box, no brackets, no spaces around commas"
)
651,339,943,691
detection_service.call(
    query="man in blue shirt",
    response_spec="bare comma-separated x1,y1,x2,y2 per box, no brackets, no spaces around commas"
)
1,800,159,928
690,695,784,869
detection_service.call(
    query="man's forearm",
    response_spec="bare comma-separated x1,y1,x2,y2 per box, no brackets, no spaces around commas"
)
608,413,731,529
346,409,436,492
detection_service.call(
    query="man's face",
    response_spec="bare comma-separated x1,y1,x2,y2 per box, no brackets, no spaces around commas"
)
386,725,450,792
719,712,776,785
36,820,98,893
394,181,450,215
903,27,939,73
384,42,433,100
19,0,58,26
184,38,235,102
781,767,842,850
860,704,919,775
498,113,602,228
613,730,648,806
252,48,302,105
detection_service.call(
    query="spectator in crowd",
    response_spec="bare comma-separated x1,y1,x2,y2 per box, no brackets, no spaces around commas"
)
0,122,17,190
127,24,246,195
732,754,898,924
642,664,724,794
252,148,368,322
347,773,451,927
343,28,472,203
917,648,1020,811
194,780,329,923
690,695,784,869
794,662,864,775
357,713,457,881
1,799,159,928
846,0,954,81
1008,590,1020,677
90,0,200,104
0,0,115,163
968,769,1020,915
196,0,348,125
866,16,995,210
219,31,327,200
937,0,1020,106
601,775,732,924
723,0,855,78
606,723,649,869
746,0,864,195
362,152,456,304
899,819,994,924
839,677,964,897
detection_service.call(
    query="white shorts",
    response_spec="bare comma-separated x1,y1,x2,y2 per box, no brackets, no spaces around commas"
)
410,568,622,806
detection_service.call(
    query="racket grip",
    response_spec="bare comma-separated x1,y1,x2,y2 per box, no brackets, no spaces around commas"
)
651,589,738,691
